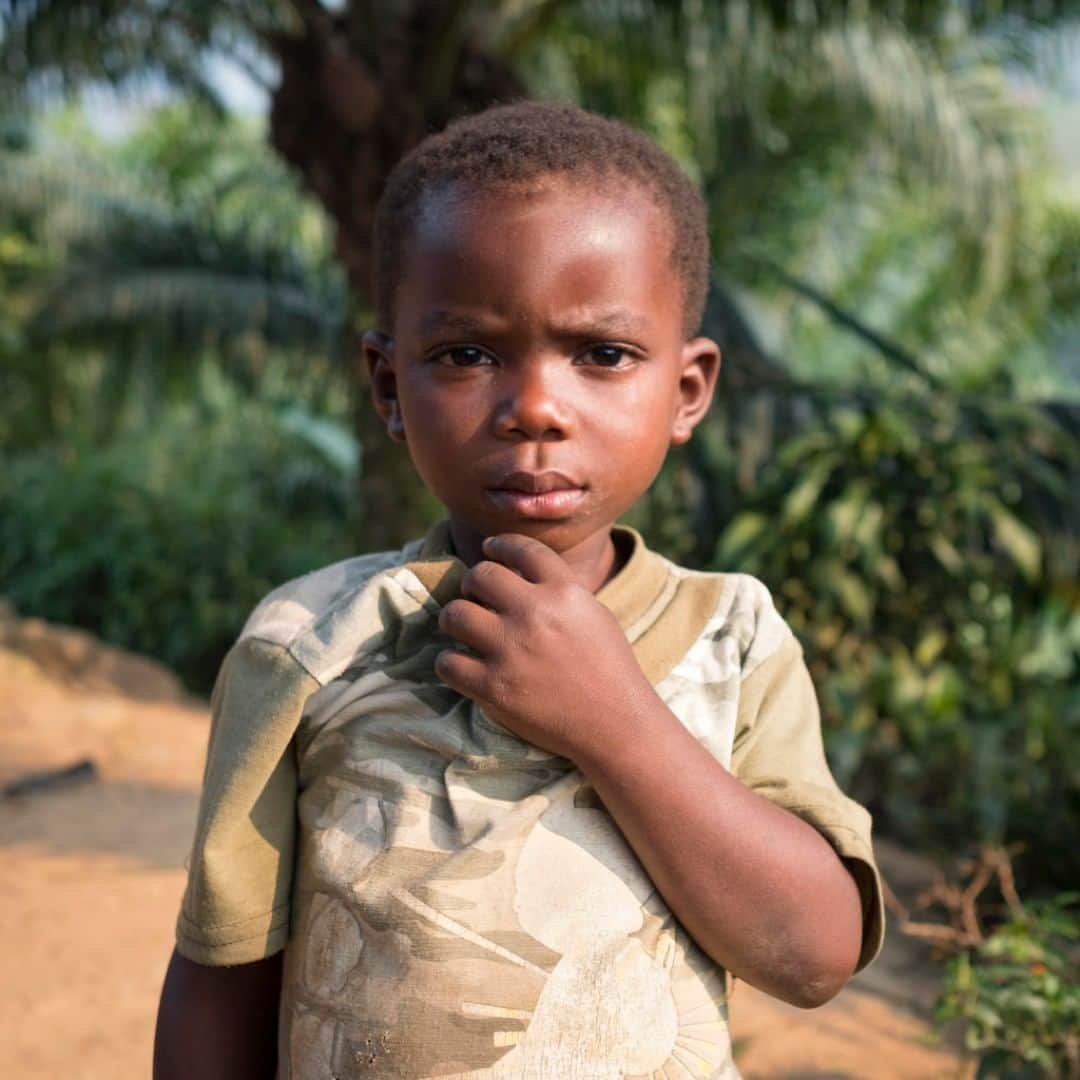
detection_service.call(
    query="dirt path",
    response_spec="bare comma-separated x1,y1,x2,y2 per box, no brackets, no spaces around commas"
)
0,610,972,1078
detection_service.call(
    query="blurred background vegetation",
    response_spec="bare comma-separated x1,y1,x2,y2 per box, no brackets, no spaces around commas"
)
1,2,1077,1070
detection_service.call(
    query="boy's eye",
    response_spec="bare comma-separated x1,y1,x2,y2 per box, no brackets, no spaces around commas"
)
434,346,492,367
581,344,637,368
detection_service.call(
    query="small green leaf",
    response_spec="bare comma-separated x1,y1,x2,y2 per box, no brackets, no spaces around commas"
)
915,627,948,667
834,568,873,625
828,479,870,538
717,512,770,565
929,533,963,574
874,554,904,591
987,499,1042,583
783,460,833,524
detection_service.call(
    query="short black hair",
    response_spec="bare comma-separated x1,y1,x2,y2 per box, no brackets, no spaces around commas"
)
373,101,709,337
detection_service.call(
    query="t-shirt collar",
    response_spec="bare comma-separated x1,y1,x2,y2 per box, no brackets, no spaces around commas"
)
407,519,671,637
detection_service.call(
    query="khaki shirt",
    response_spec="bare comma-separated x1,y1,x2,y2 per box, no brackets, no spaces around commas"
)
178,522,884,1079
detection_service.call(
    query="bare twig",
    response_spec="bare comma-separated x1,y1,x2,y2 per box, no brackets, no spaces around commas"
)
888,845,1028,952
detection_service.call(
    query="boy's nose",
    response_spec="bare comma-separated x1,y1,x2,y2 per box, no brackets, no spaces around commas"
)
492,364,572,442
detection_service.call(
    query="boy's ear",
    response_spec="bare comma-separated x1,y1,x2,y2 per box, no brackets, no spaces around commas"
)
361,329,406,443
671,336,722,445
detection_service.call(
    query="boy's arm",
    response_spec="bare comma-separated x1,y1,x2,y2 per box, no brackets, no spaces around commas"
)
572,696,862,1007
153,949,282,1080
435,534,869,1008
160,636,312,1075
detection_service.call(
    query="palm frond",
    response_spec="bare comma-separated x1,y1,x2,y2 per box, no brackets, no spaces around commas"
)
525,2,1048,296
30,267,342,352
0,130,346,430
0,0,284,102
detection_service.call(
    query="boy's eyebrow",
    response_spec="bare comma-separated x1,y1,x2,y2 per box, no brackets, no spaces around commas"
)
552,308,652,337
419,309,501,336
418,307,652,338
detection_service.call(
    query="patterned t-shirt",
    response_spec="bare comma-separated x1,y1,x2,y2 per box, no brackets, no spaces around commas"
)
177,522,884,1079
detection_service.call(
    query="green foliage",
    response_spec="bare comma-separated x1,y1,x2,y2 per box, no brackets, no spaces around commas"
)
937,896,1080,1077
519,2,1080,422
0,0,282,105
713,393,1080,887
529,3,1051,302
0,102,347,448
0,397,359,692
1,4,1077,909
758,174,1080,398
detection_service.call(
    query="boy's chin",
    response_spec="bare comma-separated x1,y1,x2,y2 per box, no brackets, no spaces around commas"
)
448,513,614,554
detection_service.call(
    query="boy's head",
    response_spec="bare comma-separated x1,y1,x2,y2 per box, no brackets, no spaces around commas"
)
372,102,710,339
364,102,720,561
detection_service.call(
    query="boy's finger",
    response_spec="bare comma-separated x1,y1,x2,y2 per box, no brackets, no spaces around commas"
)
438,598,503,655
461,559,529,612
481,534,570,584
433,646,488,701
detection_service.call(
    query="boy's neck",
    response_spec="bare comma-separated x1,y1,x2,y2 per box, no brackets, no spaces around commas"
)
447,519,626,594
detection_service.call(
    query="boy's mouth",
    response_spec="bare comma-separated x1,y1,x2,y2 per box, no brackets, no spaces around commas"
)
486,471,588,519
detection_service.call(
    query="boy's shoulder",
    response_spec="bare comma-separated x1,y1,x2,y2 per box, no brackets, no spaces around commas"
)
659,556,797,681
235,540,427,679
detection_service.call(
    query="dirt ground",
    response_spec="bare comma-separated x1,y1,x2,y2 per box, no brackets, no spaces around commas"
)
0,605,973,1079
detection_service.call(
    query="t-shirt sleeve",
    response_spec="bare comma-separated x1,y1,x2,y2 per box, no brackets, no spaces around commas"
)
730,632,885,972
176,636,318,966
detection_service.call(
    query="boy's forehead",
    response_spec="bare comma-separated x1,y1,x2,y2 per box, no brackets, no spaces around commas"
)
394,178,682,336
413,175,670,244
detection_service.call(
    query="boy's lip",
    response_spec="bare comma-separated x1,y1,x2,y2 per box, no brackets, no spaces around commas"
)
485,471,588,519
489,470,585,494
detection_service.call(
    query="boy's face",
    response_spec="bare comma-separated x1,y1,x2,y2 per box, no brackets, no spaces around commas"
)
365,178,719,564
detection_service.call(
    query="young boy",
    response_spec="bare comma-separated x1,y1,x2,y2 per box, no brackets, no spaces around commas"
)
155,102,883,1079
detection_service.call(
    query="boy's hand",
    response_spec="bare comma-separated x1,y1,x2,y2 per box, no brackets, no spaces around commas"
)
435,533,651,759
434,533,867,1008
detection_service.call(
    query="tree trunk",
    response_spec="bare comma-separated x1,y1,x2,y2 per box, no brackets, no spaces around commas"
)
266,0,524,548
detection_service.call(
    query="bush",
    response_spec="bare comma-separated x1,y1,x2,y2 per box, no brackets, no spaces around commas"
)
713,393,1080,889
936,895,1080,1077
0,401,361,692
